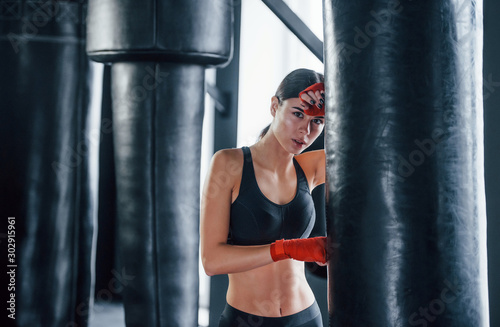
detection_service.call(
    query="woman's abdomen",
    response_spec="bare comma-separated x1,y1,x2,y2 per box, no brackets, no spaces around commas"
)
226,260,315,317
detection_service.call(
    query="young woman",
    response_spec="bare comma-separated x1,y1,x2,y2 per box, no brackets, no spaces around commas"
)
201,68,327,327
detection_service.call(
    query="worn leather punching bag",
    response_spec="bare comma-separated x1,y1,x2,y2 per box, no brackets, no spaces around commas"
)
86,1,233,326
0,1,98,326
323,1,488,326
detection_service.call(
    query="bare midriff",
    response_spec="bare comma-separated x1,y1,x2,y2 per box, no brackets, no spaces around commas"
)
226,259,315,317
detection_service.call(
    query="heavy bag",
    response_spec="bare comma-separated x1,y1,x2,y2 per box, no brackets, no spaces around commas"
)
323,1,488,326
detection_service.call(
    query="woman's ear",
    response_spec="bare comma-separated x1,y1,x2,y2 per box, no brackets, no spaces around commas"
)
271,96,280,117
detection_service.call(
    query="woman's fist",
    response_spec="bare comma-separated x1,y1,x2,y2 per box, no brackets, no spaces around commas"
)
270,236,328,264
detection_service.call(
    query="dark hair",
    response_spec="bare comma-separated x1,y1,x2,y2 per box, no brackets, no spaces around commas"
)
258,68,324,140
274,68,324,104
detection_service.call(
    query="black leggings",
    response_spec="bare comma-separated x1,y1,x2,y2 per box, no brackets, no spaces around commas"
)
219,301,323,327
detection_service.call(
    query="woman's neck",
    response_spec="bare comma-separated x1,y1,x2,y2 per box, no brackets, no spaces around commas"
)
251,131,294,172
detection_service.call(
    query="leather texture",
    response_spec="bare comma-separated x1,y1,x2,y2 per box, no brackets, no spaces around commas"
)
86,0,233,65
86,0,233,325
323,0,488,326
0,1,96,326
111,63,205,327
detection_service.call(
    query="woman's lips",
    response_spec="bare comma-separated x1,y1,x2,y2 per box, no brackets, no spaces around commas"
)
293,139,306,147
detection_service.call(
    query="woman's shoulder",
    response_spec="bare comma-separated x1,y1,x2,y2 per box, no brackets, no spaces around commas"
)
294,149,325,165
294,149,326,189
209,148,245,176
212,147,244,163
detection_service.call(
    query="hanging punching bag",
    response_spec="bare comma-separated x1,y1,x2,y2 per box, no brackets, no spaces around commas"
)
86,1,233,326
0,1,98,326
323,0,488,326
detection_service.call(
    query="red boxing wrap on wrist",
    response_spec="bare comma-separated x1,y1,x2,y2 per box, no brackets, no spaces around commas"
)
299,83,325,117
270,237,327,264
270,239,289,261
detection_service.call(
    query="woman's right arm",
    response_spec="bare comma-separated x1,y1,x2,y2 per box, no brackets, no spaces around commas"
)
200,149,274,276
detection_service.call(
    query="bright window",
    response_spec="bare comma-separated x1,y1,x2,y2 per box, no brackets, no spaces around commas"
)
237,0,324,147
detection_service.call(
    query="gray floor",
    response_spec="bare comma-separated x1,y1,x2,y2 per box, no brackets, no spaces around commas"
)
89,302,125,327
87,302,208,327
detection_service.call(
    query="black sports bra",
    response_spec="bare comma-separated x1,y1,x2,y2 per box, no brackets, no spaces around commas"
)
227,147,316,246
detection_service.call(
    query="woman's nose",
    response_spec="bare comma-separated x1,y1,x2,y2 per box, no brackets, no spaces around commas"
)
299,119,311,135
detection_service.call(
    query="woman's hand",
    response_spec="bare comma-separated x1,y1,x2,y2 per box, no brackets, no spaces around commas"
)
299,82,325,116
270,237,328,264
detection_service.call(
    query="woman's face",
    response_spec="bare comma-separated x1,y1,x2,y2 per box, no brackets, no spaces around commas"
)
270,96,325,154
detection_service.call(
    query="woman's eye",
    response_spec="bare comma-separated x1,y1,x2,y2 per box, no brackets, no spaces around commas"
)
294,112,303,118
313,119,324,125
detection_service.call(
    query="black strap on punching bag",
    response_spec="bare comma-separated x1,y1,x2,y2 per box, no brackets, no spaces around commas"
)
0,1,97,326
323,1,488,326
86,1,233,326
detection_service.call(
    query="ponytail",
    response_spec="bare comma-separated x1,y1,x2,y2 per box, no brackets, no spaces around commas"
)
258,124,271,141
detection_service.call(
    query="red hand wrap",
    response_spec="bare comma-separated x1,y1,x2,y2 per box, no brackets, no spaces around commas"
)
270,237,327,264
270,239,289,261
299,82,325,117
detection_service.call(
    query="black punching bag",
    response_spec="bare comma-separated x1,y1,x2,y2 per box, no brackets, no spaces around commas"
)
0,1,98,326
86,1,232,326
323,0,488,326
